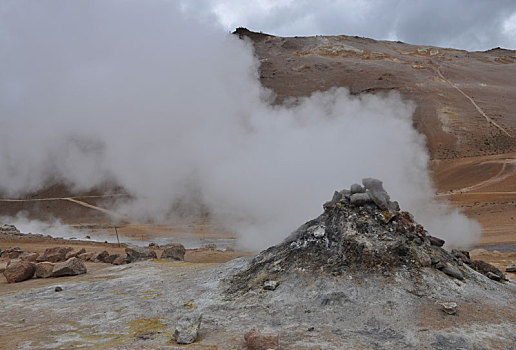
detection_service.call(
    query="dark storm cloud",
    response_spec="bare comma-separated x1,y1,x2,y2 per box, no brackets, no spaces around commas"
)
196,0,516,50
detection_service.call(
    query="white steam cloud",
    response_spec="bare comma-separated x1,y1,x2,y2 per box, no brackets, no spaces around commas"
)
0,1,480,249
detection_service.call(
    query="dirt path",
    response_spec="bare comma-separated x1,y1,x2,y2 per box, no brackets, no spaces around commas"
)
63,198,130,223
436,159,515,196
431,64,513,138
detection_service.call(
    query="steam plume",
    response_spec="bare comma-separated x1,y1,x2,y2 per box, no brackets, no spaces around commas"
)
0,1,480,249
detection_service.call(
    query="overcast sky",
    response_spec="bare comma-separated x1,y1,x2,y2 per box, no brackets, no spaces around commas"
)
186,0,516,51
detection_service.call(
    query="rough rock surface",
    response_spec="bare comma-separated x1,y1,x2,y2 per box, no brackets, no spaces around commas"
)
38,246,74,263
228,179,480,295
161,243,186,261
35,262,55,278
3,261,35,283
91,250,109,263
52,257,87,277
125,245,157,262
1,247,24,259
173,313,202,344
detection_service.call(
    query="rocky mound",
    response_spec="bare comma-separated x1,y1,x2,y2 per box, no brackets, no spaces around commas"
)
227,178,506,293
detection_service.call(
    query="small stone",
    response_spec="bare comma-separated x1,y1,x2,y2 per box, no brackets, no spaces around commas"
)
161,243,186,261
350,192,373,206
35,262,55,278
173,313,202,344
440,264,464,280
263,280,279,291
440,302,457,315
244,328,279,350
52,257,87,277
486,271,502,281
428,236,445,247
312,226,325,238
506,264,516,273
3,261,35,283
350,183,365,194
54,286,63,292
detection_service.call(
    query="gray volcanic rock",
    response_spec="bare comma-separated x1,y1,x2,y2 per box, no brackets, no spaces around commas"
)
173,313,202,344
227,178,475,295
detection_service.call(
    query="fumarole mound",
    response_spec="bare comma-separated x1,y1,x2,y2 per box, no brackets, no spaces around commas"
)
227,178,506,293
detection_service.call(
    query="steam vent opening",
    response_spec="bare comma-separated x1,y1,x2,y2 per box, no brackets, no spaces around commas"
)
227,178,507,294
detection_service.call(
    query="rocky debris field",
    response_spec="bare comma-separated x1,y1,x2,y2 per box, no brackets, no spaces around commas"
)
1,234,186,284
0,180,515,349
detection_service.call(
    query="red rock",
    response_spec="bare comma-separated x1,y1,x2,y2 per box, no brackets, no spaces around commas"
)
52,257,87,277
78,252,94,261
35,262,55,278
19,252,40,262
1,247,24,259
244,329,279,350
38,247,74,263
65,248,86,260
3,261,35,283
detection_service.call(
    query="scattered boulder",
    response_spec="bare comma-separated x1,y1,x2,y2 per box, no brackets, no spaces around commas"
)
52,257,87,277
125,245,157,262
91,250,109,263
35,262,55,278
78,252,94,261
440,302,457,315
161,243,186,261
65,248,86,260
202,243,217,251
55,286,63,292
469,260,506,281
19,252,39,262
148,242,159,248
451,249,471,265
1,247,24,259
3,261,35,283
428,236,445,247
486,271,502,281
0,224,20,234
244,328,279,350
39,247,74,263
111,255,126,265
506,264,516,273
104,254,120,264
173,313,202,344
